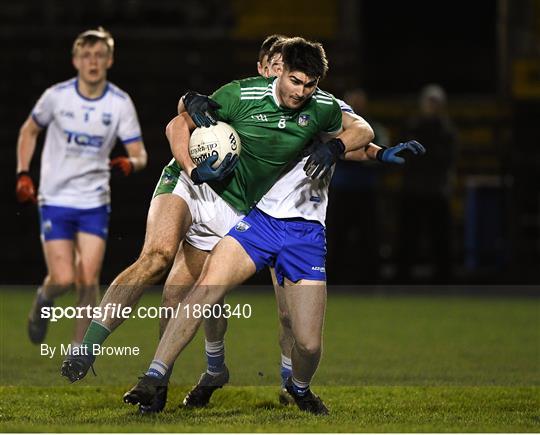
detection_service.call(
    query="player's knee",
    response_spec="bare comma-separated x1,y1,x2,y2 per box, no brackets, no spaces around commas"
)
295,337,322,357
49,272,75,289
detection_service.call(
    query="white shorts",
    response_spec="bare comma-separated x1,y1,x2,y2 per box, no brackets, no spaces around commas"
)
172,171,244,251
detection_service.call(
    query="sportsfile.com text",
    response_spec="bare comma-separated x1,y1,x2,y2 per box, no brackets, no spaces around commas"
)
40,302,252,322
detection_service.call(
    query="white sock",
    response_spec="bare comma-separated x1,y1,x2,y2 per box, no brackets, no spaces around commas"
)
205,339,225,376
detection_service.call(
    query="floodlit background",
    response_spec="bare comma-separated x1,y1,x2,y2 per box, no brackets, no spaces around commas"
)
2,0,539,286
0,2,539,432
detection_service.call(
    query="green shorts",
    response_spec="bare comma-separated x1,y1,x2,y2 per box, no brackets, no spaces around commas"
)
152,159,182,198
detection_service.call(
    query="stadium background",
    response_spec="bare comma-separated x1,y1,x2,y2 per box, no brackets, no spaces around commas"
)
1,0,539,287
0,1,538,432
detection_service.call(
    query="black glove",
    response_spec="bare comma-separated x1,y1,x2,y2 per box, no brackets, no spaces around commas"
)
182,91,221,128
190,153,239,185
303,138,346,180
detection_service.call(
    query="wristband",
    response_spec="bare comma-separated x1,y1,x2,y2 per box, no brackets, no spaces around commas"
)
190,168,202,185
375,146,388,162
17,170,31,179
329,138,346,156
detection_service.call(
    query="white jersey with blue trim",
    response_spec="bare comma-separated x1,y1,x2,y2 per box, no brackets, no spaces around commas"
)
256,98,354,226
31,78,142,208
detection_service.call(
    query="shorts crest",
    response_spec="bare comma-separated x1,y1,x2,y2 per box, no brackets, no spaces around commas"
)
235,221,250,232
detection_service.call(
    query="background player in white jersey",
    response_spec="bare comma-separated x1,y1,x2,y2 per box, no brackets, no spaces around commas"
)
16,27,147,346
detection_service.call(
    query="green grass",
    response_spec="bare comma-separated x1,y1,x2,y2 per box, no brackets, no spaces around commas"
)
1,385,538,432
1,288,539,432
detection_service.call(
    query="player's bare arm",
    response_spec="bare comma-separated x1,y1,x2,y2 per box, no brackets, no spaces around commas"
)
336,109,426,163
16,116,42,173
344,139,426,164
343,143,381,161
124,140,148,172
165,113,197,175
177,97,185,115
15,116,42,203
341,112,380,162
336,111,374,153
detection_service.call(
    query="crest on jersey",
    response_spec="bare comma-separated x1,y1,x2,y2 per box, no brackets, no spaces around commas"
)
162,173,176,185
297,114,310,127
235,221,250,232
102,113,112,126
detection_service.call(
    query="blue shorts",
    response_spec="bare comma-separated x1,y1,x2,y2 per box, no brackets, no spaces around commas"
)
39,205,110,241
227,207,326,285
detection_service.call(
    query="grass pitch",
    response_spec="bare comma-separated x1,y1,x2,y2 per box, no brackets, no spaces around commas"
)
1,288,539,432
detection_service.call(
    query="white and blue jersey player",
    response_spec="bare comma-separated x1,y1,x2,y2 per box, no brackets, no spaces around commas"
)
32,77,142,238
216,95,424,413
147,39,424,414
16,28,147,346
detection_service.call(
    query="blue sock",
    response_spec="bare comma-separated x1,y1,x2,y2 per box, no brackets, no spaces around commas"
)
291,377,310,397
205,340,225,375
146,360,168,379
280,354,292,387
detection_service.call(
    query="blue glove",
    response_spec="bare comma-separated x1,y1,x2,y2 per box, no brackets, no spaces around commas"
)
303,138,346,180
376,140,426,164
190,153,238,185
182,91,221,128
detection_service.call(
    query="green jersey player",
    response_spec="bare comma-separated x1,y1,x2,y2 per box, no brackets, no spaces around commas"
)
61,37,361,390
124,38,424,416
118,37,371,411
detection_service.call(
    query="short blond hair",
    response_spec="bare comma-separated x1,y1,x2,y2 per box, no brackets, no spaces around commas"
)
72,27,114,55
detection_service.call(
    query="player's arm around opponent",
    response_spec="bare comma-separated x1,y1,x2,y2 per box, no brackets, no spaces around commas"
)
339,112,425,163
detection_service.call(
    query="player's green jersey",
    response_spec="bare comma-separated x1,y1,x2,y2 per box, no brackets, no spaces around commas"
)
206,76,342,214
